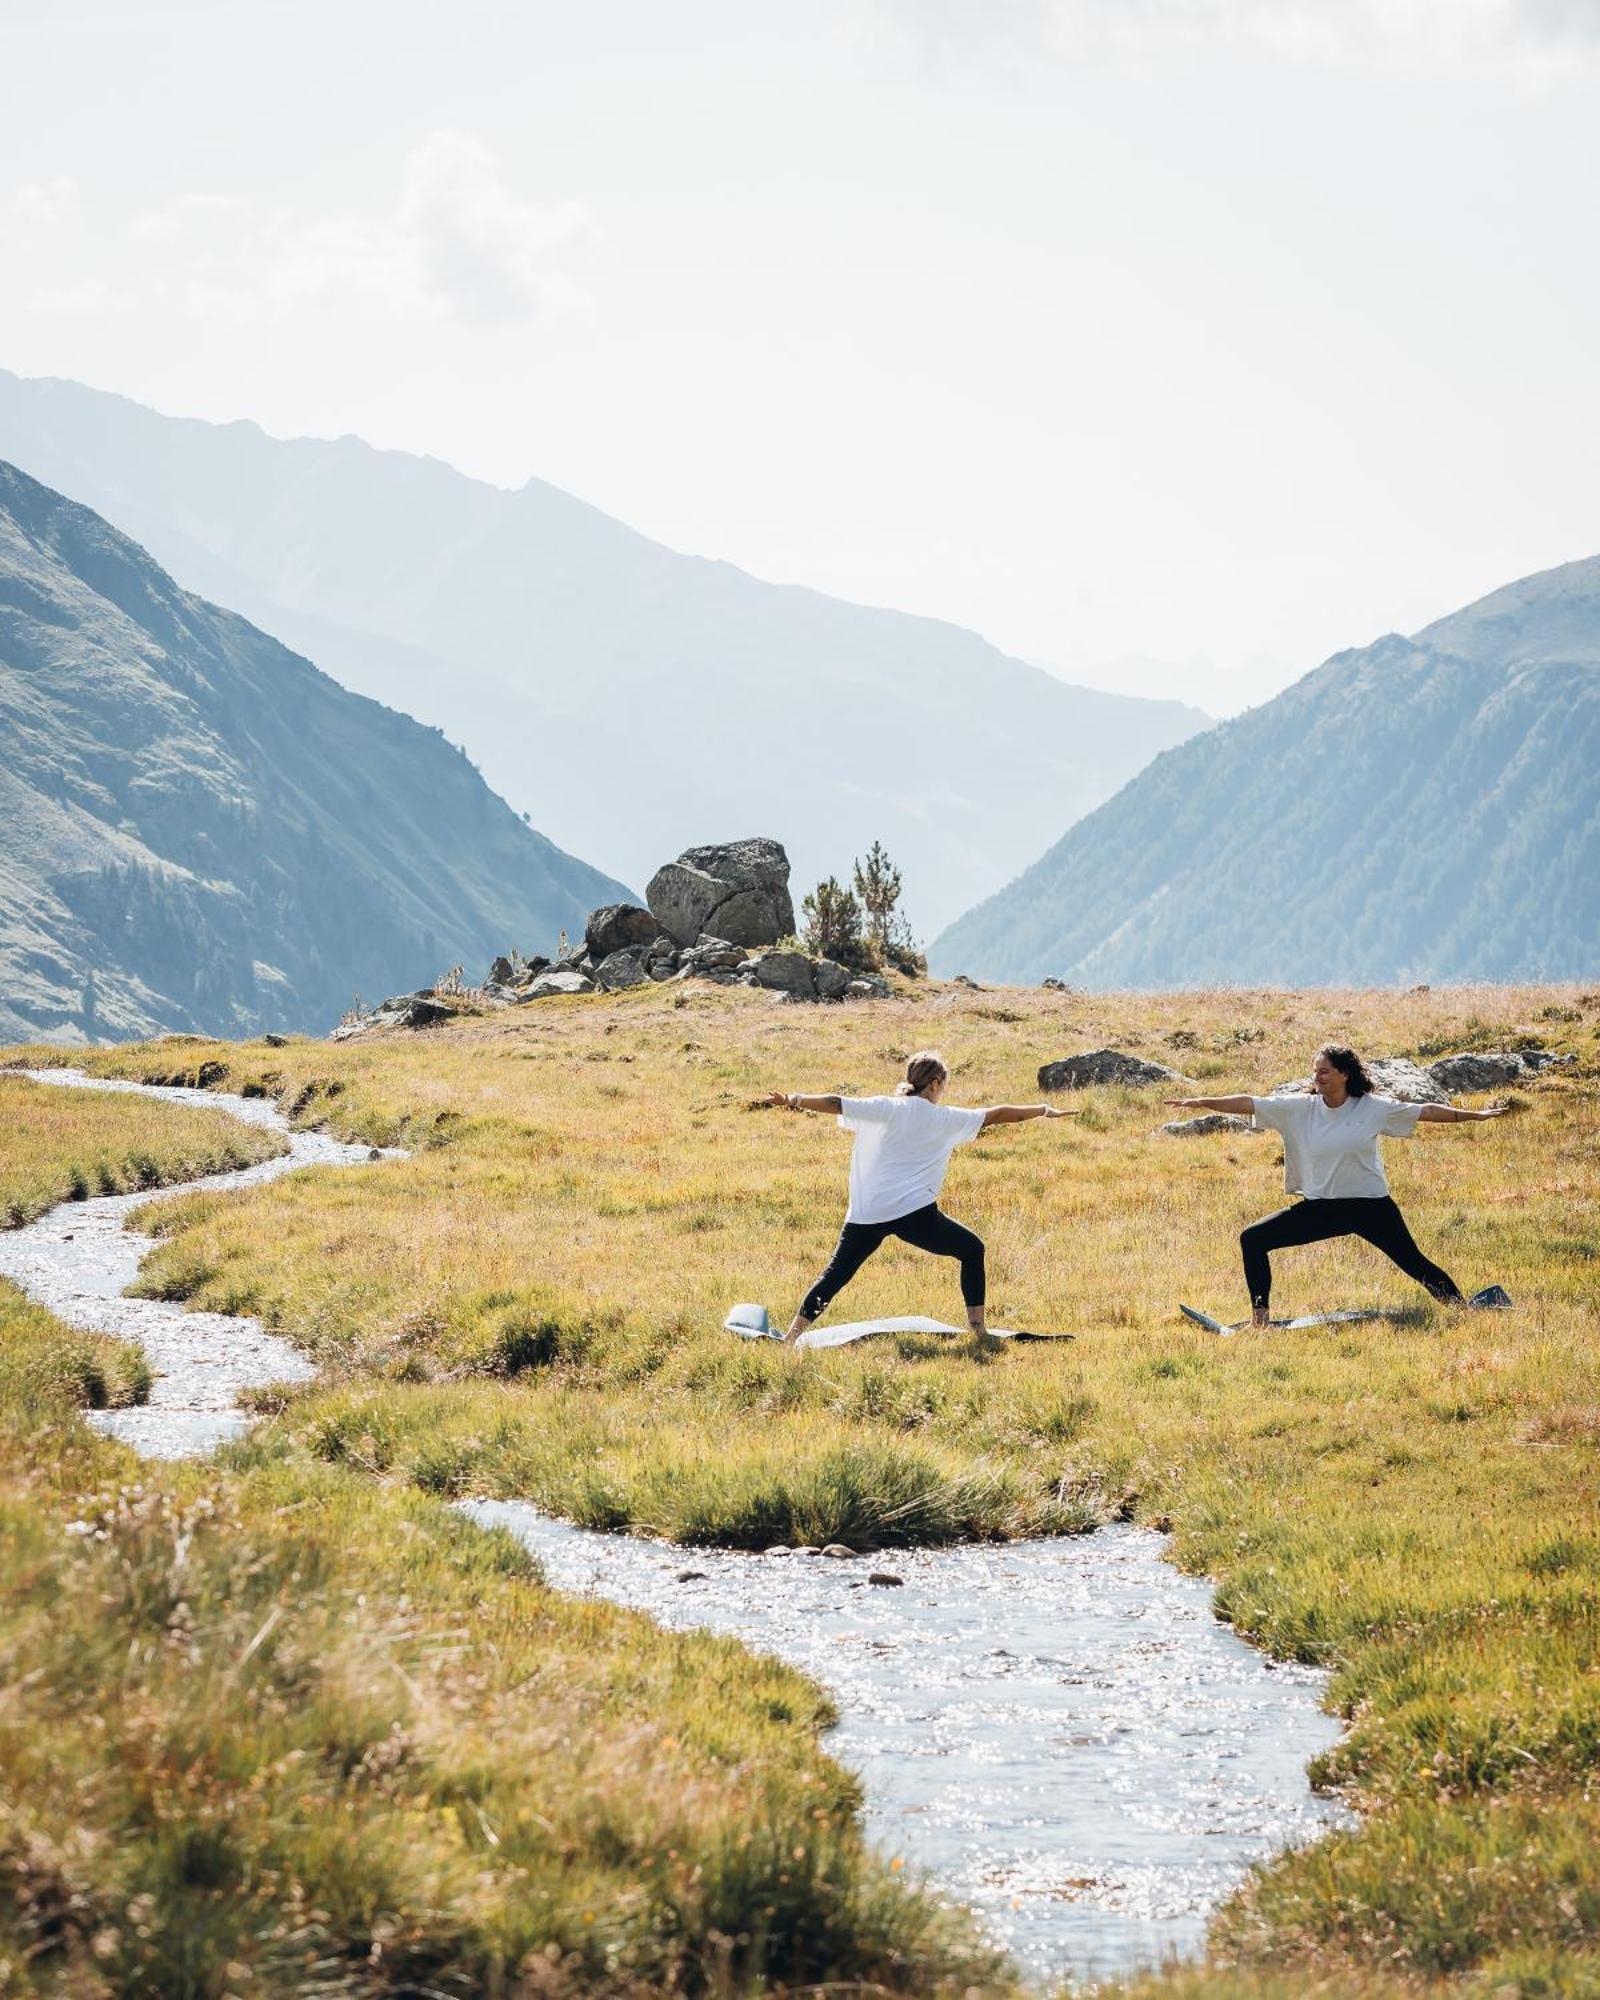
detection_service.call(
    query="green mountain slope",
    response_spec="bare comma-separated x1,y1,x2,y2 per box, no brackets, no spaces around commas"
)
0,460,631,1043
930,556,1600,986
0,369,1209,936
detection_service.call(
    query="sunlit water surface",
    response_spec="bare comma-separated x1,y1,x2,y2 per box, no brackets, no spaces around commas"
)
468,1500,1350,1987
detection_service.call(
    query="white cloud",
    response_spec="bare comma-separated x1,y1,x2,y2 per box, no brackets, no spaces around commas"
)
886,0,1600,72
28,276,109,316
132,132,593,326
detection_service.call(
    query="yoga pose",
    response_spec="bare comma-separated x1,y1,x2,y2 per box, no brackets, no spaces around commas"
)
1169,1044,1506,1324
769,1050,1073,1345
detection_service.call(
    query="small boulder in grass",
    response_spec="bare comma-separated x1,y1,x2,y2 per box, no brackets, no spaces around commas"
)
868,1571,905,1587
1039,1049,1183,1091
821,1543,856,1559
1162,1113,1256,1137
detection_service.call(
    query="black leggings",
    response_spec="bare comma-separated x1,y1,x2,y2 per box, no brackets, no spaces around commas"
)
801,1204,986,1322
1240,1195,1462,1311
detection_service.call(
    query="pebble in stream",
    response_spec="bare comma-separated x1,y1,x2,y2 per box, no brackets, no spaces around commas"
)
0,1069,391,1456
466,1501,1351,1990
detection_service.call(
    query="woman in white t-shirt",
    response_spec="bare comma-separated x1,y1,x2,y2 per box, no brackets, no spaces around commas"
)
769,1049,1073,1345
1168,1043,1507,1324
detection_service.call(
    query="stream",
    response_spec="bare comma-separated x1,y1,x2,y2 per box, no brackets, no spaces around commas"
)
2,1066,1350,1987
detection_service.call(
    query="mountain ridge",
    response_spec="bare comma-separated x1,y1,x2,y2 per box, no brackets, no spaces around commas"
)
0,368,1209,935
929,555,1600,987
0,457,632,1043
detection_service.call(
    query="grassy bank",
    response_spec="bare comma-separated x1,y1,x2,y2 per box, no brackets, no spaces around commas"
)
4,980,1598,1993
0,1273,1003,1997
0,1071,286,1228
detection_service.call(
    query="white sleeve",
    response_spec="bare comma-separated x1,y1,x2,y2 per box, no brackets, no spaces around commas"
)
1251,1094,1302,1134
838,1095,893,1131
943,1105,986,1146
1376,1096,1423,1138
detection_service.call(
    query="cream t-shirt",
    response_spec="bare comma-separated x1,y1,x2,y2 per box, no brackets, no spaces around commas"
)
837,1095,986,1224
1250,1091,1422,1200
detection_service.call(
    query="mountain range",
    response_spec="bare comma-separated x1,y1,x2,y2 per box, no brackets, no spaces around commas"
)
930,554,1600,986
0,369,1209,937
0,459,630,1044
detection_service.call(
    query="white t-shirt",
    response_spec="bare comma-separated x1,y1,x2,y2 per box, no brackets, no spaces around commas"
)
1251,1092,1422,1200
837,1094,987,1225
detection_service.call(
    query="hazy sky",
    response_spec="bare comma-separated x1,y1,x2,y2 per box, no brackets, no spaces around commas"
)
3,0,1599,712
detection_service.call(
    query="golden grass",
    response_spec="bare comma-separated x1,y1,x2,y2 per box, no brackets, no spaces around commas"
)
0,1072,285,1228
4,979,1599,1994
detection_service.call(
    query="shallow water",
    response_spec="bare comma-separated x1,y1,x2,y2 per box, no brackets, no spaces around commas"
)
2,1067,1349,1986
0,1068,388,1455
468,1502,1349,1988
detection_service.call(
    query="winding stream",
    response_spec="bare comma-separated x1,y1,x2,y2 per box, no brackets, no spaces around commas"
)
2,1067,1350,1987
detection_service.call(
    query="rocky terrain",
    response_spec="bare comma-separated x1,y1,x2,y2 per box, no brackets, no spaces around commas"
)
336,838,891,1036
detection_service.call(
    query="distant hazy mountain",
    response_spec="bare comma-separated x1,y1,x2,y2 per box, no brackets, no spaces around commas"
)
0,370,1209,936
0,460,631,1044
931,556,1600,986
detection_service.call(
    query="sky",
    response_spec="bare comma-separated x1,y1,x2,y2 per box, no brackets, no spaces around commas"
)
2,0,1599,714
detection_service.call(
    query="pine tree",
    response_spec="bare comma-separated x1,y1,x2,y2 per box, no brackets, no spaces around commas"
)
800,877,865,967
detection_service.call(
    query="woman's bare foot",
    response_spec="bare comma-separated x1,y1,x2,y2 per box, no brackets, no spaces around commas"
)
1252,1307,1270,1327
784,1312,814,1344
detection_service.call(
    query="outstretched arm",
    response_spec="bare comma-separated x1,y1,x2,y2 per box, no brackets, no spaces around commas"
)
1417,1102,1510,1124
1165,1094,1255,1115
981,1103,1077,1127
768,1091,842,1114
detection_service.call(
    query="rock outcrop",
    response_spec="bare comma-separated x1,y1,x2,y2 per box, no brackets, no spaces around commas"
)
1039,1050,1183,1091
1162,1113,1255,1137
1270,1057,1447,1105
647,838,796,948
586,903,664,960
1427,1049,1571,1092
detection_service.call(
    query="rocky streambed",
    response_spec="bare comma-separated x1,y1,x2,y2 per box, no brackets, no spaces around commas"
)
3,1067,1350,1987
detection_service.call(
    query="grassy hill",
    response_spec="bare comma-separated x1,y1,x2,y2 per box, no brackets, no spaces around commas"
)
0,459,631,1044
930,555,1600,987
3,978,1598,1994
0,368,1209,937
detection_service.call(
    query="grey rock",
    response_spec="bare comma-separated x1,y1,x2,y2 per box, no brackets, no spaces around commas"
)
488,955,516,986
522,970,595,999
953,973,984,989
821,1543,856,1559
646,837,795,948
1041,977,1069,991
867,1571,905,1587
595,949,649,991
675,1569,708,1583
1162,1113,1256,1137
747,949,816,998
263,1032,289,1047
586,902,663,960
1039,1049,1181,1090
845,975,890,1000
1427,1051,1529,1092
812,957,853,1001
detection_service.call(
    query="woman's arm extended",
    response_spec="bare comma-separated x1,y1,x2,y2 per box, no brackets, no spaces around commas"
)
768,1091,842,1114
1164,1094,1255,1115
981,1103,1077,1127
1416,1102,1510,1124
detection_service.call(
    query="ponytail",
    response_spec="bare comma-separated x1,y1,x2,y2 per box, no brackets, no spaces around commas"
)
897,1050,949,1098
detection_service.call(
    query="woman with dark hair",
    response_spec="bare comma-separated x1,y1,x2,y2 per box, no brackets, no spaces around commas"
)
1168,1044,1507,1325
769,1049,1072,1345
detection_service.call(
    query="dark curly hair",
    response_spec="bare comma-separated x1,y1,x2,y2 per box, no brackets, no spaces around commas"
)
1316,1044,1375,1097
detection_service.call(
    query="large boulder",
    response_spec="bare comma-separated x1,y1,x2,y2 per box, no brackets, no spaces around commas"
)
647,838,795,948
1039,1049,1182,1091
586,903,664,960
812,958,852,1001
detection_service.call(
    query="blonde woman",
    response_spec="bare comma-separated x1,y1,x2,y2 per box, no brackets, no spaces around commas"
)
769,1050,1072,1343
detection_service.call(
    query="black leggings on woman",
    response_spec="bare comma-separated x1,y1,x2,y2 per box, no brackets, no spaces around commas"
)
801,1203,986,1322
1240,1195,1462,1311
